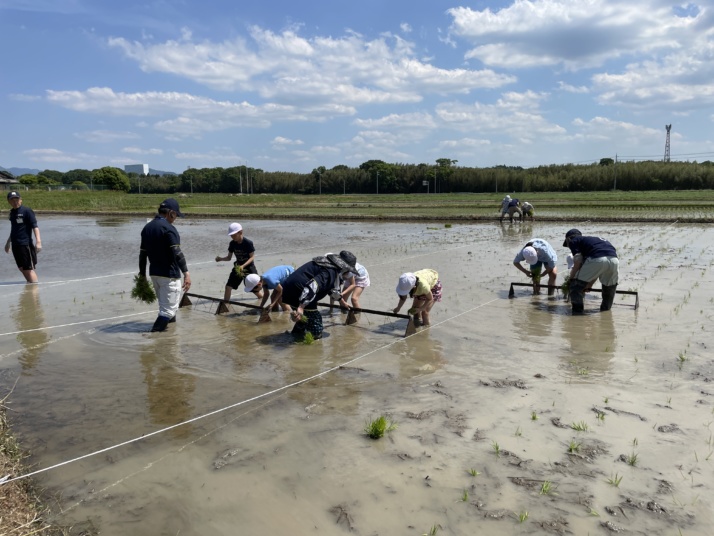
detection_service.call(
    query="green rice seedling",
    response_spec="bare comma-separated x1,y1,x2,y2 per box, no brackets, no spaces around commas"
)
492,441,501,457
515,426,522,437
461,489,469,502
561,275,570,295
589,508,600,517
678,351,687,363
131,274,157,304
568,440,581,453
606,473,623,487
603,397,609,403
596,412,605,422
468,468,481,476
632,438,638,446
444,223,452,228
364,415,397,439
540,480,554,495
531,411,538,421
299,332,316,345
514,511,528,523
422,525,439,536
571,421,589,432
626,451,639,466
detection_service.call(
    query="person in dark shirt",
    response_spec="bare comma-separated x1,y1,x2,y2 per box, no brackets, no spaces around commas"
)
281,251,356,340
4,191,42,283
563,228,619,314
501,198,522,222
215,222,262,302
139,198,192,332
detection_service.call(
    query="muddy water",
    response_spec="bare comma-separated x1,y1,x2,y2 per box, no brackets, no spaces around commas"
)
1,217,713,535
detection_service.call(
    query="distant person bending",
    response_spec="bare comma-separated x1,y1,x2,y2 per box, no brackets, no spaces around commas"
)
5,191,42,283
499,195,511,219
393,269,442,327
521,201,535,221
139,198,191,332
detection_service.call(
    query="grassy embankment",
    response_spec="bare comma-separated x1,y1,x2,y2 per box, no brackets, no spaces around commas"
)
4,190,714,222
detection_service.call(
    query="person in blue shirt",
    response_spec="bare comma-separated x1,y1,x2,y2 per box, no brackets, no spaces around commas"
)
243,264,295,312
4,191,42,283
513,239,558,295
563,228,619,314
139,199,191,332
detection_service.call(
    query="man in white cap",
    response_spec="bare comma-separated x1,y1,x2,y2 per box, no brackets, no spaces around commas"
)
513,239,558,295
215,222,262,302
243,264,295,312
393,268,441,327
499,195,511,219
5,191,42,283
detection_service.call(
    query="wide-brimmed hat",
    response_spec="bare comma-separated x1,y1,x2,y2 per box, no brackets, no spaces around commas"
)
563,228,582,247
396,272,417,296
244,273,260,292
159,198,184,217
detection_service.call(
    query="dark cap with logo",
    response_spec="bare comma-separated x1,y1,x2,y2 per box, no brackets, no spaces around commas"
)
563,228,582,247
159,198,184,217
7,191,20,200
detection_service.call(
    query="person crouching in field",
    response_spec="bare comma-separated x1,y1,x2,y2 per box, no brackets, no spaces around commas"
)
513,239,558,295
331,262,370,313
393,269,441,327
521,201,535,220
563,229,619,314
243,264,295,312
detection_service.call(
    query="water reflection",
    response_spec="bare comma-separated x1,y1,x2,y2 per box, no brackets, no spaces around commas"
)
10,285,49,373
140,336,196,438
95,217,133,227
560,312,616,377
390,334,445,379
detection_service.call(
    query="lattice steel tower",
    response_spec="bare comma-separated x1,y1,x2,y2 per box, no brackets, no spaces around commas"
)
664,124,672,162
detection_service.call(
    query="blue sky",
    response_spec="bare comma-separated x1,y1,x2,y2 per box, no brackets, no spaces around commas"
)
1,0,712,173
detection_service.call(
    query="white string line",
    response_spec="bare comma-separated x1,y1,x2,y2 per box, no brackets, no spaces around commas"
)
0,327,100,363
0,311,154,338
0,296,499,487
58,394,285,515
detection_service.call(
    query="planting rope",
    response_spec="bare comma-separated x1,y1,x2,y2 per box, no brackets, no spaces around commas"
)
0,296,499,487
0,311,155,338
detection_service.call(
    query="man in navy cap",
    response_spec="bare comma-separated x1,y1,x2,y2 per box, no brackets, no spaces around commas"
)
139,198,191,332
563,229,619,314
4,191,42,283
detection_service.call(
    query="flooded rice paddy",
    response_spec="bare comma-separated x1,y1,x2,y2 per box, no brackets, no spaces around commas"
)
1,217,713,535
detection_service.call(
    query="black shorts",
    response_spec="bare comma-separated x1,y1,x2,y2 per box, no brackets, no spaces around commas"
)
12,243,37,271
226,262,258,289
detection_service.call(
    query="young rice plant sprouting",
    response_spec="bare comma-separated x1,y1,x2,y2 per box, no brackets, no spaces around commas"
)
364,415,397,439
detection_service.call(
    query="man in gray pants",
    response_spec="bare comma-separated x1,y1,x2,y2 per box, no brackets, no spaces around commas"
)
562,229,619,314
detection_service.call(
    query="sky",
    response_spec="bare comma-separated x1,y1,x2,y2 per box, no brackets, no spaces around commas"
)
1,0,713,174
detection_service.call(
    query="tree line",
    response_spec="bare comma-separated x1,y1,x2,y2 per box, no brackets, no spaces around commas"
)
15,158,714,194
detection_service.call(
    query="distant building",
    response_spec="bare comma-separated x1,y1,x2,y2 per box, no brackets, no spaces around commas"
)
125,164,149,175
0,170,19,183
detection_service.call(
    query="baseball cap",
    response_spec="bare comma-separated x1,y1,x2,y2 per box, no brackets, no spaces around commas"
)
244,273,260,292
7,191,20,200
228,222,243,236
159,198,184,217
522,246,538,265
563,228,582,247
396,272,417,296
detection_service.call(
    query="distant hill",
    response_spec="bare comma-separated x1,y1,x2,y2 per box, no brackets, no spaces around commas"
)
149,168,177,177
5,167,40,177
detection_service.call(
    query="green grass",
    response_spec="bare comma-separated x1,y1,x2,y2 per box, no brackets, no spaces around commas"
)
364,415,397,439
8,190,714,222
606,473,623,487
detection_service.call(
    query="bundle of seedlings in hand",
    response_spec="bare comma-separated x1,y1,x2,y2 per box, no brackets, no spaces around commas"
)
530,264,542,284
131,275,156,304
561,275,571,296
233,265,245,277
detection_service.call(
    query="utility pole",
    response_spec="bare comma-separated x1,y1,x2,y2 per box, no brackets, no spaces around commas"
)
613,154,617,190
664,124,672,162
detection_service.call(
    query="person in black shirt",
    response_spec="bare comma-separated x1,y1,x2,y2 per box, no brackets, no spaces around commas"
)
563,228,619,314
215,222,262,302
281,251,356,340
139,198,192,332
4,191,42,283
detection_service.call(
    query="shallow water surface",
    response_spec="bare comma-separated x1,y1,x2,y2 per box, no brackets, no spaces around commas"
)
1,217,713,535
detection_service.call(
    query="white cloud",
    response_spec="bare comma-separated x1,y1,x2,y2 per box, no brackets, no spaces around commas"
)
174,149,244,164
122,146,164,155
23,148,83,163
400,23,412,33
448,0,705,70
558,81,589,94
75,129,140,143
9,94,41,102
271,136,304,146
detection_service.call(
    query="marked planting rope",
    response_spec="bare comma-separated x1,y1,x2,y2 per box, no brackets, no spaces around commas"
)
1,297,499,487
0,311,155,338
